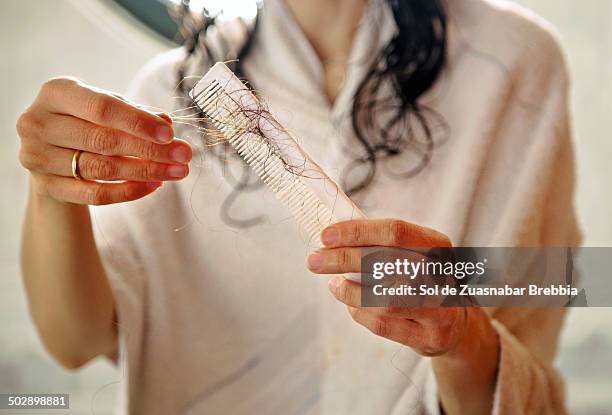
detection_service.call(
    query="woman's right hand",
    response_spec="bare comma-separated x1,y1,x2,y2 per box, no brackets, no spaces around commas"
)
16,77,193,205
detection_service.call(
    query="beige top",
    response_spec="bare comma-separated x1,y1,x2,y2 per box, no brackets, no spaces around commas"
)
92,0,581,413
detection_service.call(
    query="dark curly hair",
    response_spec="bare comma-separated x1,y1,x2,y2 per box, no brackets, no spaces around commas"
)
175,0,447,225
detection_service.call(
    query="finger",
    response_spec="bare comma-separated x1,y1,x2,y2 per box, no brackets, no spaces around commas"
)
109,92,130,103
360,304,436,320
350,306,468,356
306,247,361,274
39,77,174,143
42,114,192,164
78,152,189,181
328,276,361,307
25,145,189,181
347,306,423,347
327,275,438,318
320,219,452,249
36,173,162,205
328,276,429,315
111,94,171,124
156,112,173,124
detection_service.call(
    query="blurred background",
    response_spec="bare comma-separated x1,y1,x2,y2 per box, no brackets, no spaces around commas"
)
1,0,611,413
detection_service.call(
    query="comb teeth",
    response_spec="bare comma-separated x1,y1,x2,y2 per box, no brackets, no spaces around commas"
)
190,64,363,245
233,131,336,241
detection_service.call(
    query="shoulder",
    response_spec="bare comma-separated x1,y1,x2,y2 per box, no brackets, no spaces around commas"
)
449,0,563,47
447,0,569,85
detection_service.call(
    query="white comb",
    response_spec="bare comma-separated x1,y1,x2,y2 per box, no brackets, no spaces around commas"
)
190,63,365,280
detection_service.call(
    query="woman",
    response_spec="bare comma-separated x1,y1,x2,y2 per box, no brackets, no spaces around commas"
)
16,0,580,413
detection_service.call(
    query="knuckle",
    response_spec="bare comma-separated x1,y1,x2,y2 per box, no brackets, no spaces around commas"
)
88,127,118,155
89,95,115,123
16,112,44,141
41,76,76,94
336,279,351,301
346,223,362,244
87,185,111,206
337,249,352,268
135,162,159,179
15,112,30,138
40,77,79,102
120,185,142,202
125,115,146,135
338,249,358,270
85,156,118,180
18,146,46,171
136,141,161,161
40,79,57,94
388,220,407,246
149,163,166,179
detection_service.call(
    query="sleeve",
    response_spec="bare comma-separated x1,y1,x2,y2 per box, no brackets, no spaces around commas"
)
489,311,567,415
90,48,187,362
488,113,581,414
91,203,146,363
440,6,583,413
485,21,582,415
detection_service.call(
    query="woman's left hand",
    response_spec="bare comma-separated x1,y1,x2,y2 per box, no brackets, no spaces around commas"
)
306,219,499,415
306,218,467,355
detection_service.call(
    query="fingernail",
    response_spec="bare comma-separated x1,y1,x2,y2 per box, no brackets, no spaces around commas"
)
171,147,190,163
157,112,172,124
307,252,324,271
321,227,339,246
167,165,188,178
155,125,173,143
147,181,162,190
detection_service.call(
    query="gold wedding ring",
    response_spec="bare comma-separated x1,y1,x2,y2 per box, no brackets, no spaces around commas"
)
71,149,82,180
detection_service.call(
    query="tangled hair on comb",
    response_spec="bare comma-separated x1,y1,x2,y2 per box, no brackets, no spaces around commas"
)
175,0,447,225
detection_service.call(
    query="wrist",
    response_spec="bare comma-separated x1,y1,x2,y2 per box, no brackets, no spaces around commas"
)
27,177,90,228
432,308,500,415
436,308,498,365
29,176,78,208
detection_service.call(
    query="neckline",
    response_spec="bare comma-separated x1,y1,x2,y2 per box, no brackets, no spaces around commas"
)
260,0,397,117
